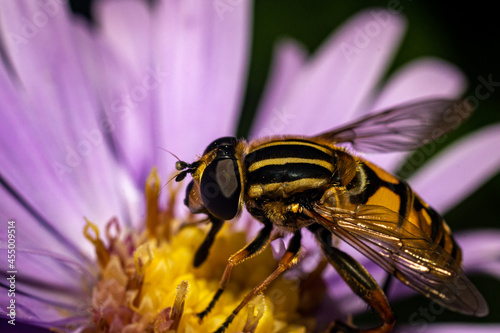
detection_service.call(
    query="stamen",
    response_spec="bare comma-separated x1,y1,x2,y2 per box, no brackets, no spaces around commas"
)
102,255,128,293
84,218,110,268
105,217,121,254
105,217,121,244
243,293,266,333
163,180,182,241
145,167,160,237
131,243,153,310
170,281,189,331
153,307,174,332
133,243,153,276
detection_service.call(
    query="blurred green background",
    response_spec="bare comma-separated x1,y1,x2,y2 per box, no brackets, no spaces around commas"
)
69,0,500,329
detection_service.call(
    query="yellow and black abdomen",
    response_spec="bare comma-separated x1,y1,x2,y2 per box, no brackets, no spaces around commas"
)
351,158,462,265
244,138,337,201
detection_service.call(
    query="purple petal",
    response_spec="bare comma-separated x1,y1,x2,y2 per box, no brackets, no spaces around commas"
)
151,0,251,181
95,0,151,74
0,186,87,261
0,2,143,252
0,246,91,324
270,238,286,259
250,39,307,138
409,124,500,213
456,230,500,279
363,58,467,171
251,10,405,137
85,0,158,184
372,58,467,109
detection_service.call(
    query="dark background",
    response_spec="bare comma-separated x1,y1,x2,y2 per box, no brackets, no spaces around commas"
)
6,1,496,331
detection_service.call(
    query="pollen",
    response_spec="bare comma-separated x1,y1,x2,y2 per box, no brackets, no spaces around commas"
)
84,169,314,333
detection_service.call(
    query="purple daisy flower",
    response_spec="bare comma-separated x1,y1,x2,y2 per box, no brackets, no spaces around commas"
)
0,1,499,332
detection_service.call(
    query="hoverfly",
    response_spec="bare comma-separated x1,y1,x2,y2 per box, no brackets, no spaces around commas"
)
175,99,488,333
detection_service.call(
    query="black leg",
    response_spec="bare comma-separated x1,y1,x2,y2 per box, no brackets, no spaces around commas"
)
197,222,274,321
194,216,224,267
310,225,395,333
382,274,393,296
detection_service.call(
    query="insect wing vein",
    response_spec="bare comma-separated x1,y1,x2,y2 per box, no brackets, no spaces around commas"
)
313,99,473,153
312,203,488,316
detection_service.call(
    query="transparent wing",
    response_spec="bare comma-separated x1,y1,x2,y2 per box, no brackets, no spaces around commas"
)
311,204,488,316
313,99,473,153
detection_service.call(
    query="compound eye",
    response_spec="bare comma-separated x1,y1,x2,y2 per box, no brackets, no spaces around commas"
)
203,136,238,155
183,180,205,214
184,180,194,208
200,158,241,220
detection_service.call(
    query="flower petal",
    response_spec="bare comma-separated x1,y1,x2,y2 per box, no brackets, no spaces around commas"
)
0,185,88,261
152,0,251,180
87,0,159,184
372,58,467,109
250,39,307,138
0,2,143,253
0,246,92,324
251,9,405,137
456,230,500,279
409,124,500,213
95,0,151,74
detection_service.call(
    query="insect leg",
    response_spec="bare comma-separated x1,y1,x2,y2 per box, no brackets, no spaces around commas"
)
194,216,224,267
197,222,274,321
214,230,302,333
382,274,393,296
311,225,395,333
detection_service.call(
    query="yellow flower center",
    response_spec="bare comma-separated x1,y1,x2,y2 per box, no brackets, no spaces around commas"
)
83,168,318,333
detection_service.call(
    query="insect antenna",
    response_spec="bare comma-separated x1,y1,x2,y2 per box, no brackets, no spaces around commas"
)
158,147,184,163
156,147,196,197
157,146,196,173
157,169,192,196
